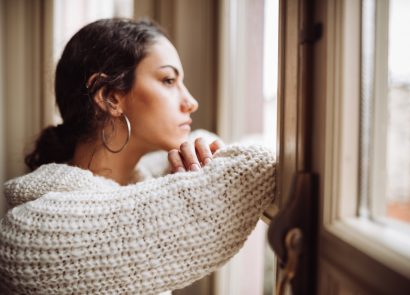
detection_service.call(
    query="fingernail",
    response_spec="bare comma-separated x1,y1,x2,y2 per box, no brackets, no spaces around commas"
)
190,163,200,171
204,157,212,165
177,167,185,173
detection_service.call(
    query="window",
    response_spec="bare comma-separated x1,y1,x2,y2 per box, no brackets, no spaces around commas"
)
360,0,410,228
319,0,410,289
360,0,410,235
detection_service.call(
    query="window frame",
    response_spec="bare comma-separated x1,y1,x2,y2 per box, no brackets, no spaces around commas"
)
318,0,410,290
366,0,410,231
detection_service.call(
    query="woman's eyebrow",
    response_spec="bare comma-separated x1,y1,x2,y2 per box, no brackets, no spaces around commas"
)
158,65,180,76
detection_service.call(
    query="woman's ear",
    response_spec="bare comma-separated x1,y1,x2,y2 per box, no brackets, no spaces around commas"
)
93,89,125,117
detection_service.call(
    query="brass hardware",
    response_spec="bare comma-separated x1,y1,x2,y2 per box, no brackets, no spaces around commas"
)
276,228,303,295
267,173,318,294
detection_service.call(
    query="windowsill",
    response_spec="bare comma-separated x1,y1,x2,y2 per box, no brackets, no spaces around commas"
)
326,217,410,278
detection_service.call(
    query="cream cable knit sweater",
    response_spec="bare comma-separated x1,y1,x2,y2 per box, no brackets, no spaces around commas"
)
0,144,275,294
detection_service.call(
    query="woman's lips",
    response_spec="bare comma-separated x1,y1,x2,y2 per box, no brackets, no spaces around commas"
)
179,119,192,130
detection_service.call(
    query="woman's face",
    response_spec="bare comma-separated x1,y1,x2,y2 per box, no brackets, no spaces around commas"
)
123,36,198,152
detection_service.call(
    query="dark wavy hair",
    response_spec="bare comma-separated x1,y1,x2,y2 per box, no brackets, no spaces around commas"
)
25,18,166,171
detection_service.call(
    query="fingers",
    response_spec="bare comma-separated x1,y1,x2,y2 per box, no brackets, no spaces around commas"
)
168,149,186,173
179,141,201,171
210,139,225,154
168,137,225,173
195,138,213,166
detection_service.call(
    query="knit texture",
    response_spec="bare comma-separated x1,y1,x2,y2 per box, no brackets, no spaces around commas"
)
0,144,276,294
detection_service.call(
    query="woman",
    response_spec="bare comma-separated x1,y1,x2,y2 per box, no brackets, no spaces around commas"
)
0,19,275,294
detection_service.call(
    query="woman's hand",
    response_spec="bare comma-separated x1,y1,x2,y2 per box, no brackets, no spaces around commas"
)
168,138,224,173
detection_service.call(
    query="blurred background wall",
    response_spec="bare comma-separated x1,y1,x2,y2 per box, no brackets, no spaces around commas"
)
0,0,5,218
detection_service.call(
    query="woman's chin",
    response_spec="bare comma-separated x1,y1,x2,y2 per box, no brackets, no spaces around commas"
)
167,135,189,150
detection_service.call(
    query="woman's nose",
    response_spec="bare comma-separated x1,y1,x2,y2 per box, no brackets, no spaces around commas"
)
181,87,199,113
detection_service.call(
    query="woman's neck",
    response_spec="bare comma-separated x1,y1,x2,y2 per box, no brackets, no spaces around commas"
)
70,140,144,185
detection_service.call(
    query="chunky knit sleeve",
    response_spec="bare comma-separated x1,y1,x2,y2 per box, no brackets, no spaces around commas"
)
0,144,275,295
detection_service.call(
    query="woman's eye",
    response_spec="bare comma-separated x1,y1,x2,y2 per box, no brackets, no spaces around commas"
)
163,77,176,85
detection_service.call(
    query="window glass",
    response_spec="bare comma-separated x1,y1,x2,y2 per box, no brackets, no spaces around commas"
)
385,0,410,224
360,0,410,228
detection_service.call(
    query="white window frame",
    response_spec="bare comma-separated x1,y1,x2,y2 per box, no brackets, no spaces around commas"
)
321,0,410,281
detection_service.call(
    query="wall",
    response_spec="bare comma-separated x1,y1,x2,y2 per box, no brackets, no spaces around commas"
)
0,0,6,217
0,0,53,218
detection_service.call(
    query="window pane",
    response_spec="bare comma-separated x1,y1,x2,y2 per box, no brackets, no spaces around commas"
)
386,0,410,223
361,0,410,226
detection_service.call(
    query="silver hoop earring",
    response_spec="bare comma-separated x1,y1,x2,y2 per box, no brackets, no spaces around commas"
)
101,113,131,153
